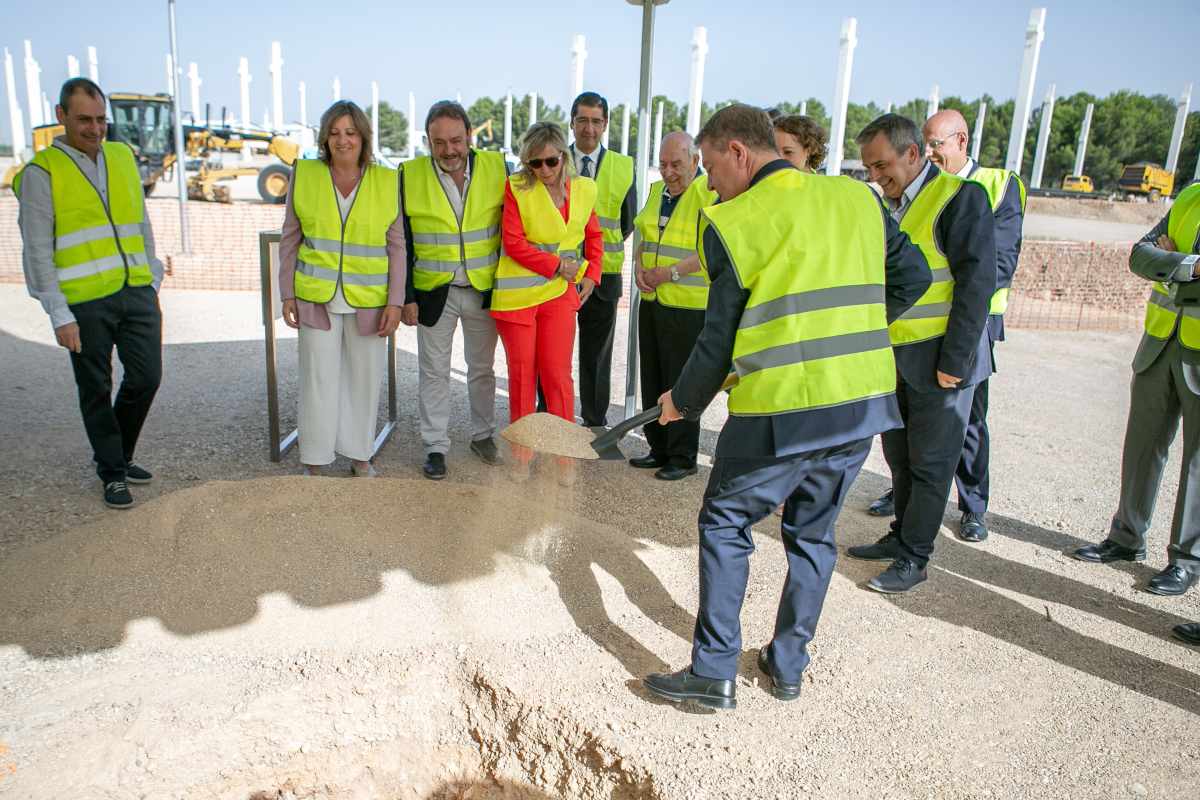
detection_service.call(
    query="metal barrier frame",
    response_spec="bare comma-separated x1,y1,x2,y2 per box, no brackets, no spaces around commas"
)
259,230,398,463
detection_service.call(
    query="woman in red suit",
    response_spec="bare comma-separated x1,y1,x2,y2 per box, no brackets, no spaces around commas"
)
492,122,603,475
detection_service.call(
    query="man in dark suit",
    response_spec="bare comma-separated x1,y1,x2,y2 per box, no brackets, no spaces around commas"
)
568,91,637,429
641,104,930,710
846,114,996,594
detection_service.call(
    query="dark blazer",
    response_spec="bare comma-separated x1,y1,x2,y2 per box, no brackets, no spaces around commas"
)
1130,212,1200,393
402,150,507,328
892,163,997,392
670,160,931,459
570,144,637,302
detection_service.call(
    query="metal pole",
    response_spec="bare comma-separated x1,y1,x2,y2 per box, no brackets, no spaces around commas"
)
1072,102,1093,177
625,0,657,418
570,34,587,103
652,100,664,164
87,46,99,84
238,56,251,127
503,90,513,152
1166,83,1192,175
66,55,80,78
298,81,307,129
926,84,939,118
167,0,191,254
971,101,987,162
187,61,201,121
371,81,380,157
3,48,26,160
686,26,708,135
408,91,416,158
799,100,808,117
621,102,630,154
826,17,858,177
23,40,43,128
270,41,284,131
1030,83,1055,189
1005,8,1047,174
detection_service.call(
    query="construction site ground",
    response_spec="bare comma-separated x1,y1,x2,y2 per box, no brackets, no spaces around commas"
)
1,282,1197,799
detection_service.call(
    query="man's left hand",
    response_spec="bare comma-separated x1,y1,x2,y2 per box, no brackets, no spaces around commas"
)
658,389,683,424
936,370,962,389
378,305,402,337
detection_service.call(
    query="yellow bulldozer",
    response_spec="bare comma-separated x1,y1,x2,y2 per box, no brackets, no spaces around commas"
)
2,92,299,204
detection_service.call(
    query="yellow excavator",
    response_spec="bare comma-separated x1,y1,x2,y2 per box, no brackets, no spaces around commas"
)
3,92,299,204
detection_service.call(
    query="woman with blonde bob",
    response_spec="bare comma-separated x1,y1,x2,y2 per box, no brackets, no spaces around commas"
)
772,114,828,173
492,122,603,472
278,100,406,476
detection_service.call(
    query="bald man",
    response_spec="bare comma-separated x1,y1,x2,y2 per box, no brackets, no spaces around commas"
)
630,132,718,479
866,109,1025,542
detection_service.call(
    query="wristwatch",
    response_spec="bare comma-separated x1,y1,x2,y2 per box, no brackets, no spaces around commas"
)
670,266,681,282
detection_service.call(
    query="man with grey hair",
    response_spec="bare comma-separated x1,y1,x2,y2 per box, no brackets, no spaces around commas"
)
846,113,996,593
629,131,716,480
642,104,929,709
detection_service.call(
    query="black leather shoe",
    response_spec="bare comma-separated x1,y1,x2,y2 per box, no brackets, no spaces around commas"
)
757,647,800,701
959,511,988,543
125,464,153,484
867,557,927,594
629,454,666,469
655,464,698,481
1173,622,1200,645
867,488,894,517
1073,538,1146,563
422,452,447,480
1146,564,1200,596
103,481,133,509
470,437,503,465
643,666,736,709
847,532,901,562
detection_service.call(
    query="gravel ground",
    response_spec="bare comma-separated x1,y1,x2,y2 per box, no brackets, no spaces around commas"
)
1022,213,1149,243
0,284,1198,799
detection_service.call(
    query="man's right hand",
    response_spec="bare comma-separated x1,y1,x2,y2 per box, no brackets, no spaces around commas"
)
55,322,81,353
635,267,653,293
282,298,300,329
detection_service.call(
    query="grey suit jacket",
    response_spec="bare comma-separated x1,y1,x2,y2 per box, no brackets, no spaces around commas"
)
1130,211,1200,392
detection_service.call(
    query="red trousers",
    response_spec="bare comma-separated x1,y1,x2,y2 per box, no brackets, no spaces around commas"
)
493,288,578,424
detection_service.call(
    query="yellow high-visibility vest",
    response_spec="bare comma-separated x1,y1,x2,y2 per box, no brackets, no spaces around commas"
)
1144,182,1200,348
634,174,718,310
971,166,1027,315
889,171,965,346
14,141,152,305
701,167,895,416
590,149,634,275
402,150,505,292
491,177,598,312
292,159,399,308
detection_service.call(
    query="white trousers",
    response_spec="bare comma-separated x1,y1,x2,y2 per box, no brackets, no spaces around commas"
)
418,285,498,454
298,313,386,464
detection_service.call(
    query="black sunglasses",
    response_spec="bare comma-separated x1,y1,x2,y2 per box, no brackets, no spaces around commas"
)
527,156,561,169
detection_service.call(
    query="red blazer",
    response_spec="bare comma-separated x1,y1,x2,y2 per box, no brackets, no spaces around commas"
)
499,178,604,286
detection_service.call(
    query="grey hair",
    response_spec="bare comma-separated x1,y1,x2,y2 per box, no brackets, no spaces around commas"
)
514,121,574,191
855,113,922,158
660,130,698,159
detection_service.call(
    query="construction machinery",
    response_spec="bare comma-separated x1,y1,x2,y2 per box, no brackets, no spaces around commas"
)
3,92,299,203
1061,174,1094,193
1117,162,1174,202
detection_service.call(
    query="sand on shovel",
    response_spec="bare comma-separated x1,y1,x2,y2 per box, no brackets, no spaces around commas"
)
500,413,600,460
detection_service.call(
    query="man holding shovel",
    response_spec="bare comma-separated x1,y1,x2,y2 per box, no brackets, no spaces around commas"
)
642,104,929,710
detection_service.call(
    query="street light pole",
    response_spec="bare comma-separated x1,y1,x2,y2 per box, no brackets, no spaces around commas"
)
167,0,191,254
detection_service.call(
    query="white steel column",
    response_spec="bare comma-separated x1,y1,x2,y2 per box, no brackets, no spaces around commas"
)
652,100,664,164
238,57,251,126
164,55,173,94
298,81,307,128
86,46,99,83
187,62,201,121
1029,83,1055,189
621,102,630,154
371,81,380,155
1005,7,1047,174
528,91,537,128
826,17,858,177
270,41,284,131
41,93,50,124
66,55,80,79
332,77,341,102
167,0,191,254
799,100,808,117
1072,102,1093,177
4,48,26,159
927,84,940,118
686,26,708,135
569,34,587,102
1166,83,1192,175
971,101,987,161
23,40,43,128
408,91,417,158
503,90,512,152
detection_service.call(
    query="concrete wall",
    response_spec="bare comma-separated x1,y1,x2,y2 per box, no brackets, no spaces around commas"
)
0,197,1149,331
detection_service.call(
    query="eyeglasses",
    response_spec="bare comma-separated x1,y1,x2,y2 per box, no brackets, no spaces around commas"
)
573,117,606,128
926,132,966,151
527,156,561,169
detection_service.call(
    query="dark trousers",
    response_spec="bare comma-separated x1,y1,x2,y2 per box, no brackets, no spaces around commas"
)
691,437,872,683
882,376,975,568
576,273,621,427
68,284,163,483
955,378,990,513
639,301,704,467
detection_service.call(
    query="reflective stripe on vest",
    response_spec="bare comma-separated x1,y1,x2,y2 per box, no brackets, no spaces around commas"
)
591,149,634,274
16,142,151,305
634,175,718,309
402,151,506,293
890,171,965,346
292,159,399,308
1144,184,1200,349
701,168,895,416
491,176,598,312
971,166,1026,315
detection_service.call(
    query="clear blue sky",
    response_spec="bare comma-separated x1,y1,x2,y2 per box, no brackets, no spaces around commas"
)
3,0,1198,144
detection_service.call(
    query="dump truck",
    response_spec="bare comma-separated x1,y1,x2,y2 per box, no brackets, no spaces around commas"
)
1061,174,1094,193
1117,162,1174,202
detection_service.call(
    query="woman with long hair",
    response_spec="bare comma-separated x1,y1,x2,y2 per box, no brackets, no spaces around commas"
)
278,100,406,476
772,114,829,173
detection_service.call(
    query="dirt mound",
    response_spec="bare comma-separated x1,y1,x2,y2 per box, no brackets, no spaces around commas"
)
500,413,600,460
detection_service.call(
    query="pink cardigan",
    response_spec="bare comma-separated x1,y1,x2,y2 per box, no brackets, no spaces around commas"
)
277,164,408,335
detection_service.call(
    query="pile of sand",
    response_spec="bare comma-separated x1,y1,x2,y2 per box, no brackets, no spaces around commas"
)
500,413,599,460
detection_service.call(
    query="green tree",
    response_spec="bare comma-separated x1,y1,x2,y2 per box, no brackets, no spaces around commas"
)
370,101,408,153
